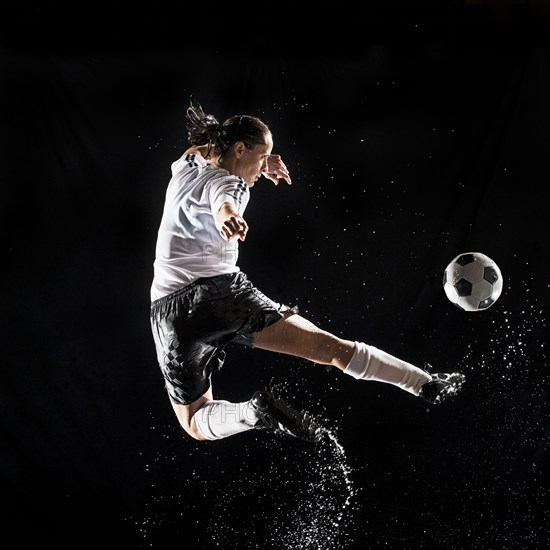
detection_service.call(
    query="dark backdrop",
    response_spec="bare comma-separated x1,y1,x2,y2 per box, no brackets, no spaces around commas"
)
2,3,550,549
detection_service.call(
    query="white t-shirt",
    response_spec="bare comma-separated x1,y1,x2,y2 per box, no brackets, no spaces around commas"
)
150,153,250,301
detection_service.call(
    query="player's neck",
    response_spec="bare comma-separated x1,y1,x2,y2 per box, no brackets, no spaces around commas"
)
214,156,235,175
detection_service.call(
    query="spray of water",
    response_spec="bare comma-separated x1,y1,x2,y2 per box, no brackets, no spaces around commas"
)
207,423,358,550
414,296,550,550
269,428,355,549
130,380,359,549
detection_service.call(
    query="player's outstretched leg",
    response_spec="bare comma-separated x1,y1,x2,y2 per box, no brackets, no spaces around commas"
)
252,313,465,404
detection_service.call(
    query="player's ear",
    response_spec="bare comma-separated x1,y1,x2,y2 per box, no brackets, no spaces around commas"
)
233,141,247,157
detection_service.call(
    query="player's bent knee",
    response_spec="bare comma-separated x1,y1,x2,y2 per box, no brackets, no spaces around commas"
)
183,421,208,441
175,415,208,441
171,401,209,441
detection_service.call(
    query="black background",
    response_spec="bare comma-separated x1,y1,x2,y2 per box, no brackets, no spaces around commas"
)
2,2,550,549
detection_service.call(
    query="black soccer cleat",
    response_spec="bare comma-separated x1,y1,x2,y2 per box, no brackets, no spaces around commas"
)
250,386,324,443
419,370,466,404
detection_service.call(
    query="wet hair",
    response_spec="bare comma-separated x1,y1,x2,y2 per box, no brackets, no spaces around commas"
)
186,97,271,158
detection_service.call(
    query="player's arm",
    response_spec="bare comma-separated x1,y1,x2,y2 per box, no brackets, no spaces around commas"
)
215,202,248,242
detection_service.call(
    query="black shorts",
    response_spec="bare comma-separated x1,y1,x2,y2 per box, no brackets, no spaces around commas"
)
150,271,296,405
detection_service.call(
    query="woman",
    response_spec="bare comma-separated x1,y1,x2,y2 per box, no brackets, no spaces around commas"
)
150,99,465,443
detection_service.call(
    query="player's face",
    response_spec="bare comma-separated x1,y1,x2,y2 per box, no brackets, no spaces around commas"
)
238,136,273,186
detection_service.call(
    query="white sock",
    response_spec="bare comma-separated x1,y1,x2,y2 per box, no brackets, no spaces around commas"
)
343,341,432,396
193,400,259,441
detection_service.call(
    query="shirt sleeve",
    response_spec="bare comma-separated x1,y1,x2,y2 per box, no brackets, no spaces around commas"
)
209,175,249,217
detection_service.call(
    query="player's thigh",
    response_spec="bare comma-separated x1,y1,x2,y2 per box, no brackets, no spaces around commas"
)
252,313,353,366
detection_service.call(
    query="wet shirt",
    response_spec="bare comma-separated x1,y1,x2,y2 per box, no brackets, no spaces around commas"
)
151,153,250,301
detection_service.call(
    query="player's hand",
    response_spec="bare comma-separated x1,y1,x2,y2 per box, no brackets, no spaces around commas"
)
262,154,292,186
215,202,249,242
220,214,248,242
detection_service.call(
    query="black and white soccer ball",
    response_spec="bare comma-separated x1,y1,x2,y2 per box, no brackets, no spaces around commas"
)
443,252,503,312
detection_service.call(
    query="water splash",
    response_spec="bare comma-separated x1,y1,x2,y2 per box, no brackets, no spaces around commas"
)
207,424,358,550
269,428,356,549
130,395,359,549
416,295,550,550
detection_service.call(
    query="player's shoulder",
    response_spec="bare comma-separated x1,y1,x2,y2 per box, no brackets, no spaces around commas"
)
181,147,209,165
171,149,207,173
182,145,209,158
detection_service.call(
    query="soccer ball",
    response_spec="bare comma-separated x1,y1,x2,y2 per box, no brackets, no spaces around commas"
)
443,252,503,312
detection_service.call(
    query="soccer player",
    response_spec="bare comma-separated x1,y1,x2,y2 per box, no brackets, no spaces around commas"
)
150,99,465,443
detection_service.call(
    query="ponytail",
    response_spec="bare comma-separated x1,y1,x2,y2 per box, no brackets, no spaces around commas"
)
186,98,222,155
